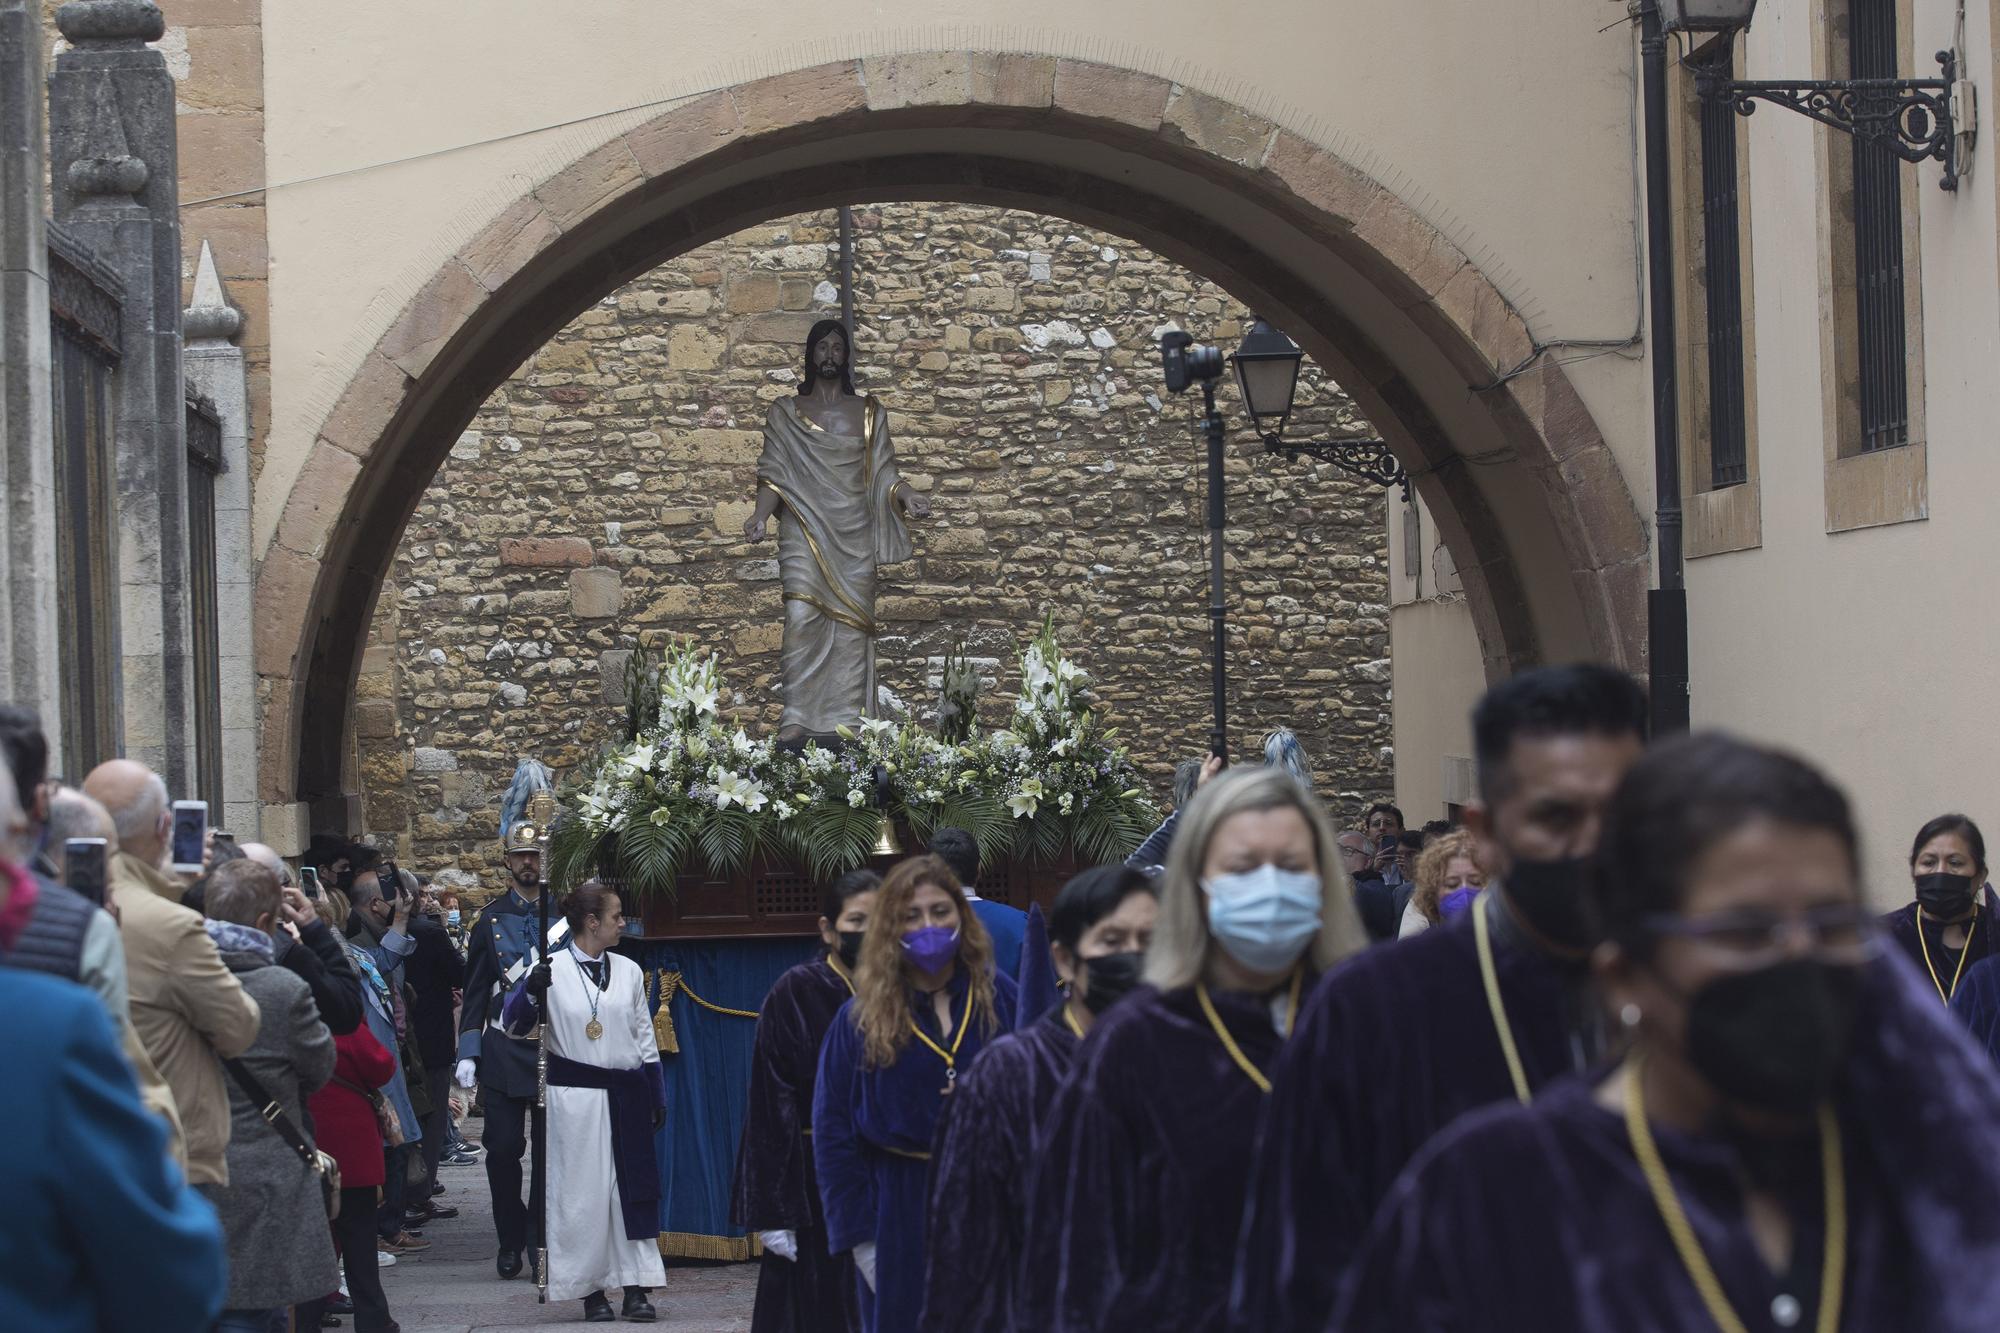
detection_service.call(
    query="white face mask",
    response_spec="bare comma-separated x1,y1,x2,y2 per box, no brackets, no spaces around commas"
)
1202,864,1324,974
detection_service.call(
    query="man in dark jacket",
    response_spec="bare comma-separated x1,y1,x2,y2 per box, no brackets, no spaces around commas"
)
404,890,465,1218
272,883,362,1037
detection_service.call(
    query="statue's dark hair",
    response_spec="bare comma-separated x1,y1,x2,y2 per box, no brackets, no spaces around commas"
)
800,319,856,396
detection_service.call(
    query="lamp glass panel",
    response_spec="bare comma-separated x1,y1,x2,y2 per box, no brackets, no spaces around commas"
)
1662,0,1757,32
1234,354,1302,423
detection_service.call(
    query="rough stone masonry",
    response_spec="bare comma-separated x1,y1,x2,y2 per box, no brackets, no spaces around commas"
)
357,203,1393,895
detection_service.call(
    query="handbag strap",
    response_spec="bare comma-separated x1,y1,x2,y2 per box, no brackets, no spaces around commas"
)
223,1058,318,1170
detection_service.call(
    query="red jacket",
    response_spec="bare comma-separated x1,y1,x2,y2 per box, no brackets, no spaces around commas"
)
309,1025,395,1187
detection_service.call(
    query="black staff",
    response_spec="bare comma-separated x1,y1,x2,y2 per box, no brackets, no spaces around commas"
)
526,790,558,1303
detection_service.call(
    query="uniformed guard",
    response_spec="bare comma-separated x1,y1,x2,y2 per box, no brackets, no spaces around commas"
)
455,760,568,1281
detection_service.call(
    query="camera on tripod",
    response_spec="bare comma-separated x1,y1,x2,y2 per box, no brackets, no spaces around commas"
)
1160,330,1224,394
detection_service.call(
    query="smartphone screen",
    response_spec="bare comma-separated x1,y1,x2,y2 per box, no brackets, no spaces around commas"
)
170,801,208,872
299,865,321,897
65,838,109,906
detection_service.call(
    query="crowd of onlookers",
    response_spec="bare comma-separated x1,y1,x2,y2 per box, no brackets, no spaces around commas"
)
0,706,476,1333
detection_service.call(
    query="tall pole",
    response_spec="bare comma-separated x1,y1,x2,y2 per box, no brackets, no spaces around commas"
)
1641,0,1692,735
1202,380,1229,762
528,792,556,1303
837,206,856,336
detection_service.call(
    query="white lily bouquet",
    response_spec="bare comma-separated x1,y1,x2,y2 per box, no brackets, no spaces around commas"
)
548,620,1160,899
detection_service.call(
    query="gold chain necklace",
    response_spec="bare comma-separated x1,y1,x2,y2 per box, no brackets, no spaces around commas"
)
1915,901,1980,1004
1623,1053,1845,1333
1474,896,1532,1105
1195,968,1303,1095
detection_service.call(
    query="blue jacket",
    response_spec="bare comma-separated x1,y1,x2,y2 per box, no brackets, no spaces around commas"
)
458,886,566,1099
969,897,1028,980
0,968,225,1332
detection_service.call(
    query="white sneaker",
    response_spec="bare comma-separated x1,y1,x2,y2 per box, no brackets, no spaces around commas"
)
377,1249,398,1268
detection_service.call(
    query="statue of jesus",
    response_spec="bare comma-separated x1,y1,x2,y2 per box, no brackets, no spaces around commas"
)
743,320,930,743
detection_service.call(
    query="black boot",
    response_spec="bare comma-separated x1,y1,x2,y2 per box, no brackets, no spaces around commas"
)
621,1287,657,1321
495,1247,522,1280
583,1291,616,1323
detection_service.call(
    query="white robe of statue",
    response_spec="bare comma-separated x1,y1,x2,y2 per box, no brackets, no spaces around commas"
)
756,395,913,734
544,943,668,1303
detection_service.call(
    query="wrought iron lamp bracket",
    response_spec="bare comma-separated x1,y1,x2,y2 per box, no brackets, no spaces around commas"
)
1697,50,1970,192
1263,432,1411,500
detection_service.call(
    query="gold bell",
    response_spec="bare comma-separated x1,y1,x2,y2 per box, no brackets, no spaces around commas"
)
872,813,903,857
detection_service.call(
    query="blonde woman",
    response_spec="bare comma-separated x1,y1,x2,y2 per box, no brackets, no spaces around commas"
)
1016,767,1364,1333
1397,830,1489,938
813,854,1016,1333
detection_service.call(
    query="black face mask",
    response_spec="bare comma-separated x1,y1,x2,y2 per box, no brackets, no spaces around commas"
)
1079,951,1144,1016
836,931,865,969
1915,872,1978,920
1683,958,1861,1116
1500,857,1596,954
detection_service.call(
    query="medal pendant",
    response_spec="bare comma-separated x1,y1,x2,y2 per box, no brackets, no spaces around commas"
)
585,1018,604,1041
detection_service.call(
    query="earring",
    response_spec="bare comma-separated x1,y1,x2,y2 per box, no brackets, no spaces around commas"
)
1620,1003,1642,1030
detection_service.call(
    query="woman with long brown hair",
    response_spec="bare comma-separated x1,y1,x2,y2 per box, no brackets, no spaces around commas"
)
813,854,1017,1333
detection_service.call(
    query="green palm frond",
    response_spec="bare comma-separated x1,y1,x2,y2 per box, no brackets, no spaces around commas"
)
546,816,605,894
782,803,883,881
696,808,766,879
617,815,691,900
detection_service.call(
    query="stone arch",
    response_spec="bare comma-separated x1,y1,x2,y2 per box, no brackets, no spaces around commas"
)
258,54,1649,816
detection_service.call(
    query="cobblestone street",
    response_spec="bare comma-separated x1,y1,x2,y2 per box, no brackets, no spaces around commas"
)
379,1122,757,1333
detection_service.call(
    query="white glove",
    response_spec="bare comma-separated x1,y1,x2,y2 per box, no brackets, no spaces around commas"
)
454,1058,478,1089
759,1230,798,1262
853,1240,877,1290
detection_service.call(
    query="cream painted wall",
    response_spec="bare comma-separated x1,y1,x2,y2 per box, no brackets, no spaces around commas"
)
1389,602,1484,828
1387,490,1483,827
253,1,1649,556
1685,0,2000,904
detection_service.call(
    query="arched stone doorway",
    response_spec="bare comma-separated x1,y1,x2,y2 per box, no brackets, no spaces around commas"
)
258,55,1649,818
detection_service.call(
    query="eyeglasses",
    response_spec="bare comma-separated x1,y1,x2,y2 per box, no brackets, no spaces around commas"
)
1642,903,1880,966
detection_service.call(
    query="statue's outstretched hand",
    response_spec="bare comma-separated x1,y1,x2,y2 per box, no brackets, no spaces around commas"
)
744,515,767,544
899,488,932,520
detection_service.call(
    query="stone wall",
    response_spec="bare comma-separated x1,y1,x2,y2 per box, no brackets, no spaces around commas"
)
356,203,1392,892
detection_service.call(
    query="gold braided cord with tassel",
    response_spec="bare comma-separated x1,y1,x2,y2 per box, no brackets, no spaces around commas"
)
652,970,760,1056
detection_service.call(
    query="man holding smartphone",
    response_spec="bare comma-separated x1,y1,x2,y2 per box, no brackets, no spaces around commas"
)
83,758,261,1187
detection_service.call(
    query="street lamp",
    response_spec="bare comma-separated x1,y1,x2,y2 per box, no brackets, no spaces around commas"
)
1657,0,1757,31
1659,0,1973,192
1230,317,1411,497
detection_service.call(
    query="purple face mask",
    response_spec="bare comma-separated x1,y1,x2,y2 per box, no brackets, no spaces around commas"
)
1439,886,1482,919
901,925,960,975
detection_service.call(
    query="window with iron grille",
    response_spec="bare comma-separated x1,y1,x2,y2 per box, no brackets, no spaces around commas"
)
1850,0,1909,453
186,397,226,815
50,325,119,775
1698,46,1749,489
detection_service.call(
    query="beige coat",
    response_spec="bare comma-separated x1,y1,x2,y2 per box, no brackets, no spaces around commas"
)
111,852,261,1186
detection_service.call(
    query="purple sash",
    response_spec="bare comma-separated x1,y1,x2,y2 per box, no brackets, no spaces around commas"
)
547,1051,666,1242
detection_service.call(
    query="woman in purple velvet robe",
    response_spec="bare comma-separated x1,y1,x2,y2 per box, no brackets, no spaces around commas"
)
1339,734,2000,1332
919,866,1160,1333
814,855,1017,1333
1016,767,1365,1333
732,869,881,1333
1881,813,1992,1007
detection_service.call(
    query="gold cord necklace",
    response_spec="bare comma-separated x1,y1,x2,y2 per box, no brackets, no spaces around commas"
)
1474,896,1532,1105
827,952,856,996
1915,900,1980,1004
1062,1004,1085,1040
907,987,973,1093
1195,967,1304,1095
1623,1053,1845,1333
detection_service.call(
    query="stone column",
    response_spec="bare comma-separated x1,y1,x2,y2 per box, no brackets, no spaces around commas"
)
0,0,63,765
49,0,196,791
183,240,257,834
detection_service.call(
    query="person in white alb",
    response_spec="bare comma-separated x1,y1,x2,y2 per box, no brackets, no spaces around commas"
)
504,882,667,1323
